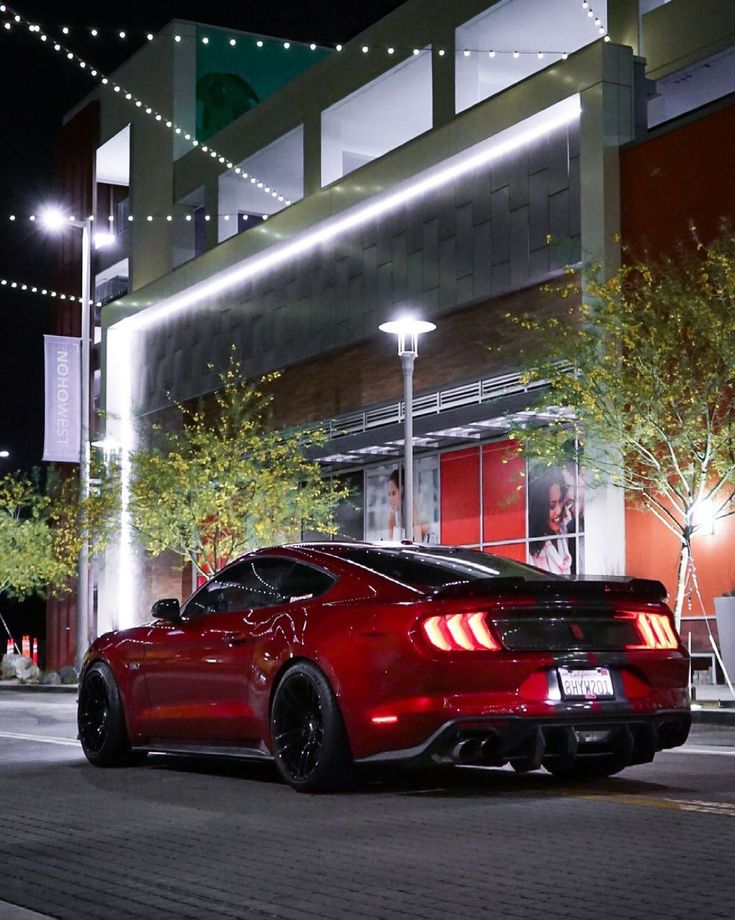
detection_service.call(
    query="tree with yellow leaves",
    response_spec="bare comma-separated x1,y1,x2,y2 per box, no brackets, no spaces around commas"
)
508,228,735,626
128,361,349,579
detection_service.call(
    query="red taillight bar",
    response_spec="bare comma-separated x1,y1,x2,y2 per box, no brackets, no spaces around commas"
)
422,613,501,652
617,611,679,650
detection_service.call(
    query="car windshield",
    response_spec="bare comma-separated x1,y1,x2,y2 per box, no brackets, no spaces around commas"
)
333,546,561,589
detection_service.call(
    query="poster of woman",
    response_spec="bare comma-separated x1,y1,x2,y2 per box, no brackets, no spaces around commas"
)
365,458,439,543
527,462,583,576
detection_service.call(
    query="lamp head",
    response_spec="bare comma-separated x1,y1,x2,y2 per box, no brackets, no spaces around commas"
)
379,316,436,356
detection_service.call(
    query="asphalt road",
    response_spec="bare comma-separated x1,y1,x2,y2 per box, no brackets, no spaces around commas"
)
1,691,733,920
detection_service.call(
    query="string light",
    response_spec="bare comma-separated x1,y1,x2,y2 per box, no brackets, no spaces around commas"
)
2,6,292,206
4,211,277,224
0,3,606,60
0,275,102,306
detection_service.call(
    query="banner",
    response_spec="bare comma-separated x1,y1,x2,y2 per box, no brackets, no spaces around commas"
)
43,335,81,463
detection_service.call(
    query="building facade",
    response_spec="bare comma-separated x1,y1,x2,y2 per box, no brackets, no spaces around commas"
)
48,0,735,669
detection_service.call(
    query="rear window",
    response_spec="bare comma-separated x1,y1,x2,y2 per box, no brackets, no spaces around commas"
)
335,546,558,589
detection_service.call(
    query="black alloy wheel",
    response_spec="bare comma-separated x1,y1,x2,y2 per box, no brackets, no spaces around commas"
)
270,661,354,793
77,662,145,767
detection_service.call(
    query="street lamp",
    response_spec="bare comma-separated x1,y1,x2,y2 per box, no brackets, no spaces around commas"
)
41,207,94,672
379,316,435,540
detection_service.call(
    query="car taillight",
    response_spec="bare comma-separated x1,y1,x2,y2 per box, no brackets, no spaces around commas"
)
617,611,679,650
422,612,501,652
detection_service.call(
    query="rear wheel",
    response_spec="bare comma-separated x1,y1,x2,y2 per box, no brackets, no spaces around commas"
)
270,661,354,793
77,662,145,767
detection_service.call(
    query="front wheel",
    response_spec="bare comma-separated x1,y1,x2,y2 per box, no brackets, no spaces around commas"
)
270,661,354,793
77,662,145,767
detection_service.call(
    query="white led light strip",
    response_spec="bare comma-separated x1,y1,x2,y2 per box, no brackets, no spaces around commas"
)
120,95,582,335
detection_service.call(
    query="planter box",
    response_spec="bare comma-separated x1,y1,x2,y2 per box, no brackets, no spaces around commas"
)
714,596,735,680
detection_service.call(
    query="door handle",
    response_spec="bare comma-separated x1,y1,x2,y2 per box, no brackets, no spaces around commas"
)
224,632,251,646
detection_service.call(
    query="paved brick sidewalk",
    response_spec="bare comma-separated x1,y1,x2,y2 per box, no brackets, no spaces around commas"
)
1,734,734,920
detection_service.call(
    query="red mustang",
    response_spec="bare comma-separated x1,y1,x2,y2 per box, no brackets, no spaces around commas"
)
78,543,691,791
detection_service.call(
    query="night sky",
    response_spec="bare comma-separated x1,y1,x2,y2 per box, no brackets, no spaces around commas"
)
0,1,405,472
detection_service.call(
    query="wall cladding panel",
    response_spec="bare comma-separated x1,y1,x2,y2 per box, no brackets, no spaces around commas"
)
136,123,580,417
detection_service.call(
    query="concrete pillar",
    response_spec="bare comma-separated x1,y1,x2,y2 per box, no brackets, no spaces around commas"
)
578,42,637,576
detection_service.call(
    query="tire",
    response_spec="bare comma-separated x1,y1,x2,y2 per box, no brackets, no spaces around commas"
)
77,662,145,767
545,755,627,780
270,661,354,793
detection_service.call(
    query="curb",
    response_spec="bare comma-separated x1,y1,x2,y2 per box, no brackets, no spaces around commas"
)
691,708,735,726
0,683,78,694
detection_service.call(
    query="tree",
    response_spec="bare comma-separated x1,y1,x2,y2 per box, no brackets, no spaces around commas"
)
128,362,350,578
0,462,119,646
507,228,735,626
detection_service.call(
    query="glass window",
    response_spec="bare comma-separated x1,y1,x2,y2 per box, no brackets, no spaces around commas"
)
332,545,557,589
182,557,335,616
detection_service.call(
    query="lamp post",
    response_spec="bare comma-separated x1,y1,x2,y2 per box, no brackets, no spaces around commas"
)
379,317,435,540
41,209,93,672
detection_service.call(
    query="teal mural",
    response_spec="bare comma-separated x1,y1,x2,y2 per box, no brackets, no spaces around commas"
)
196,30,331,141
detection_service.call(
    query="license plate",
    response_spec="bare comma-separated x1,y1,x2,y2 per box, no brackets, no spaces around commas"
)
558,667,614,700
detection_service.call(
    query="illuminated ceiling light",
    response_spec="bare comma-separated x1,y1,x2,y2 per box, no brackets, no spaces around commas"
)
147,33,154,41
335,44,342,51
66,52,73,59
413,48,420,55
513,50,520,58
125,92,132,100
362,45,368,53
90,28,98,37
599,26,606,34
256,39,264,47
166,120,173,128
438,49,445,56
489,50,495,57
226,161,233,169
175,34,182,42
210,150,217,157
283,41,290,49
463,49,470,57
604,34,611,42
175,126,181,133
310,42,317,50
119,31,126,39
202,36,209,44
229,38,236,46
538,52,544,59
166,215,172,222
127,215,134,222
113,85,121,92
204,215,211,222
223,214,230,221
234,167,241,174
155,114,162,121
185,214,192,222
562,51,569,60
62,26,69,34
388,47,395,54
146,215,153,222
219,156,225,163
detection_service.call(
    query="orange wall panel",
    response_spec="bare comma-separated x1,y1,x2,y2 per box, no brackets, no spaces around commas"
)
626,503,735,614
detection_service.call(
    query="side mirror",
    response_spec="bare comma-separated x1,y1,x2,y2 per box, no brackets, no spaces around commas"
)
151,598,181,622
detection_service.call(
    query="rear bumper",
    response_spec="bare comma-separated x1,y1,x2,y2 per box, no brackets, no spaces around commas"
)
355,709,691,771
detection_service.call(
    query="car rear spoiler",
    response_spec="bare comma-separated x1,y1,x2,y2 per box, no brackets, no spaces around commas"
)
432,576,668,602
